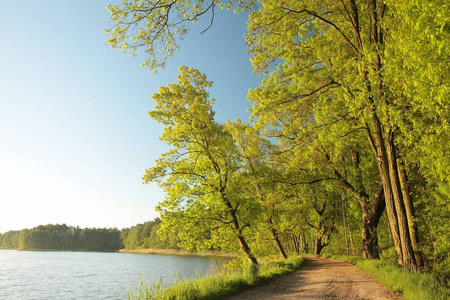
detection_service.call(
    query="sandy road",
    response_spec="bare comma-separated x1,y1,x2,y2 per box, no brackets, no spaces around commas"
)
226,256,401,299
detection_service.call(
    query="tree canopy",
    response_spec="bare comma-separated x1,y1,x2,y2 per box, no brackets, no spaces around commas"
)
107,0,450,283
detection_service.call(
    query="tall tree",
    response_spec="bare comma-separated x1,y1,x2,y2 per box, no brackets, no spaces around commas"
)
144,66,259,264
245,0,442,270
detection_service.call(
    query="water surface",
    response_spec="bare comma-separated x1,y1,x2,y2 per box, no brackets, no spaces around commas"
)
0,250,224,299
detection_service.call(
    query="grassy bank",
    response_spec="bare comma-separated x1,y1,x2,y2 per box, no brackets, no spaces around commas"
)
119,248,236,258
129,255,303,300
324,255,450,300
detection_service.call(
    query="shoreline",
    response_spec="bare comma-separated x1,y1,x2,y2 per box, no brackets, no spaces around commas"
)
119,248,236,258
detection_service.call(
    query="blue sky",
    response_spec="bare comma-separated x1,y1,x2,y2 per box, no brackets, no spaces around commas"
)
0,1,261,233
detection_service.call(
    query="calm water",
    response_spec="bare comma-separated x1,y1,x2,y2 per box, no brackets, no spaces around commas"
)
0,250,225,299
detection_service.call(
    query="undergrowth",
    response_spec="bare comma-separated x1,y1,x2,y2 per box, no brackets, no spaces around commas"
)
129,255,303,300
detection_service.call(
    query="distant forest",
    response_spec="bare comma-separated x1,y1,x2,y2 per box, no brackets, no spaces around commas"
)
0,219,170,252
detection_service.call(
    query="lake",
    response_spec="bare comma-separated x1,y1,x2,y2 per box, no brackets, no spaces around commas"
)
0,250,225,299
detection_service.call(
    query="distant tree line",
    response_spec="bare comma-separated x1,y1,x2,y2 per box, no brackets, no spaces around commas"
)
0,224,122,251
0,219,175,252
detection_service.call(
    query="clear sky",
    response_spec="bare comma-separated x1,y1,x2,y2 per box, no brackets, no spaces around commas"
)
0,1,261,233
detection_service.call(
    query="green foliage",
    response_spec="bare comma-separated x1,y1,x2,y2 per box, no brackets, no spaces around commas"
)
0,230,20,249
417,185,450,285
129,256,303,300
122,218,175,250
384,0,450,182
144,66,260,263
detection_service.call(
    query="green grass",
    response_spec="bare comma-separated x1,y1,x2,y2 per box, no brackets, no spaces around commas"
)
129,255,303,300
323,254,450,300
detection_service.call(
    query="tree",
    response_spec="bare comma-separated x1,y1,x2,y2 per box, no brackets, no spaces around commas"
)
125,224,144,249
382,0,450,277
245,0,442,270
226,119,288,258
144,66,259,264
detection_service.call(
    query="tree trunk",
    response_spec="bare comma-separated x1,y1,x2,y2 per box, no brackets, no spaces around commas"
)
349,0,411,268
362,185,385,259
302,230,309,253
362,217,380,259
368,115,404,266
361,0,418,271
292,231,300,255
347,150,385,259
341,194,350,255
385,131,417,270
268,217,288,259
397,159,423,269
222,193,258,265
236,233,258,265
314,232,325,255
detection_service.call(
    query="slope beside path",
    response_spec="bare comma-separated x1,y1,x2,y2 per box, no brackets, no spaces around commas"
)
227,256,401,299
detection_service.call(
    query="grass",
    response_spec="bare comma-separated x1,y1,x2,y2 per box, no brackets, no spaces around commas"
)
323,254,450,300
129,255,303,300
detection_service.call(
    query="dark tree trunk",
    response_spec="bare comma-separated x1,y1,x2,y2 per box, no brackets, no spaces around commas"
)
301,230,309,253
307,197,335,256
291,231,300,255
362,219,380,259
314,240,323,255
362,185,385,259
333,156,385,260
314,232,325,255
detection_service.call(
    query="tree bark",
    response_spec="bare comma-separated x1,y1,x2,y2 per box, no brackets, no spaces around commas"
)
348,0,408,268
222,193,258,265
291,231,300,255
368,0,417,271
268,217,288,259
348,149,385,259
369,115,404,266
385,131,416,270
397,159,423,268
333,159,384,259
362,185,385,259
308,198,335,256
314,233,325,255
236,232,258,265
302,230,309,253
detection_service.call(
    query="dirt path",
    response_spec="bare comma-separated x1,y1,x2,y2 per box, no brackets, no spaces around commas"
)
226,256,401,299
